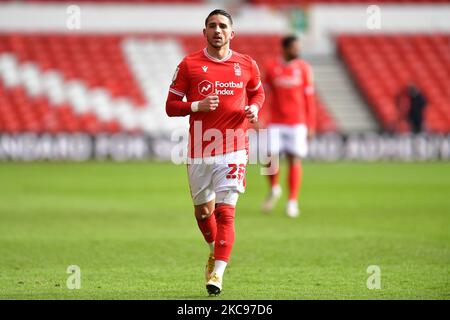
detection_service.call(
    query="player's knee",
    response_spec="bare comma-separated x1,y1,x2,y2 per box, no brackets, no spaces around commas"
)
194,205,213,220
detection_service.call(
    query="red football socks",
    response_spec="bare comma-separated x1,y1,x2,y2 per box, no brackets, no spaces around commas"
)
213,205,235,262
196,213,217,244
288,162,302,200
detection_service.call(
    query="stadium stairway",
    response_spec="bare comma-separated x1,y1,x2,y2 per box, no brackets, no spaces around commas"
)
309,55,378,133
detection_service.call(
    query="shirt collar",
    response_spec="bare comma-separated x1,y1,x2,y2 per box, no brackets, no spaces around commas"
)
203,48,233,62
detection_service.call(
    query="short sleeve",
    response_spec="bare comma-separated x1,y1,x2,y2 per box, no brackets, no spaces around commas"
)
169,59,189,97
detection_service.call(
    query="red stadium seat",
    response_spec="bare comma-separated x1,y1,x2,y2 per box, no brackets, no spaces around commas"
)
337,33,450,133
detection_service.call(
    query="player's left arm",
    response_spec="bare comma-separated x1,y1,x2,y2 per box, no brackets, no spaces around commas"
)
245,59,265,123
304,63,317,137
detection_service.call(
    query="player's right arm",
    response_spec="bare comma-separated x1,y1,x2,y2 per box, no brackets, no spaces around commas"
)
166,59,219,116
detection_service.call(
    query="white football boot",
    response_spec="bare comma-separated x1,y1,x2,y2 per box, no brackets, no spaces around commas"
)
206,272,222,296
261,185,282,213
286,200,300,218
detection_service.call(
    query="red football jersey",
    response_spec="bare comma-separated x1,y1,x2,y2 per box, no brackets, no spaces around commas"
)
166,48,265,158
265,58,316,129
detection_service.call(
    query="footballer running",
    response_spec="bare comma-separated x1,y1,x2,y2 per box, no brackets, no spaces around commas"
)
165,9,265,295
261,35,316,218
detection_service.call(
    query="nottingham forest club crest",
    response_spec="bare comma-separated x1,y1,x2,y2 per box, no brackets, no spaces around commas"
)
234,63,241,76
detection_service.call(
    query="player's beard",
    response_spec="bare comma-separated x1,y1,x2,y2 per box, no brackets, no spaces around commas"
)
208,36,229,49
285,52,299,62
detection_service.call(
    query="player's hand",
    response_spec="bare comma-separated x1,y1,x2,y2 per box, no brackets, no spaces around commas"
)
244,105,259,123
307,130,316,140
198,94,219,112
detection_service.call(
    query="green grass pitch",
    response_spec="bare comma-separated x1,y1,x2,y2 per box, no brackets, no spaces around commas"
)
0,161,449,299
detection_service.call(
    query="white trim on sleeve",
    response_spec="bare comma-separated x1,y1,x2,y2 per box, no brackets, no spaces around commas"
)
247,81,262,92
169,88,185,97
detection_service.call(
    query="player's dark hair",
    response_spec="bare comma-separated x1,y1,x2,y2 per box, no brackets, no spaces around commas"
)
205,9,233,27
282,35,298,49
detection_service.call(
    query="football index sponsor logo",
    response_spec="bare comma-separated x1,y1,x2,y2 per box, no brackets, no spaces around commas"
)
273,76,302,88
215,81,243,96
198,80,214,96
198,80,244,96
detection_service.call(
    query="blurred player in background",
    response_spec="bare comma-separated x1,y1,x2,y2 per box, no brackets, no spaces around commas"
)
165,9,264,295
261,35,316,218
